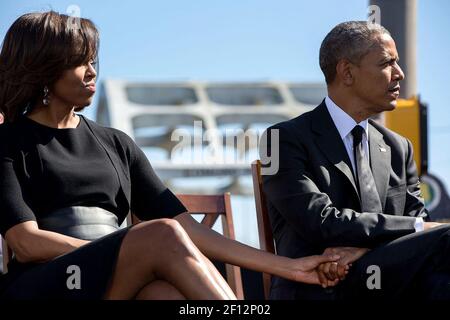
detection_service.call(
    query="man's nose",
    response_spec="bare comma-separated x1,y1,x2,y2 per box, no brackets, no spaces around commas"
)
393,62,405,81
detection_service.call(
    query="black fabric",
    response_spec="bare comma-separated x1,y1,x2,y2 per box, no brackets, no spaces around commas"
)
351,125,382,213
0,114,187,298
336,224,450,300
0,227,130,300
0,115,122,235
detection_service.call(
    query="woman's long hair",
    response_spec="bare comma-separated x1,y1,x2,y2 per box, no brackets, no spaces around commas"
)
0,11,99,122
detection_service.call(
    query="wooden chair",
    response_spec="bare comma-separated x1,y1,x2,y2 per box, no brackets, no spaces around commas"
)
1,193,245,300
1,236,12,273
251,160,276,300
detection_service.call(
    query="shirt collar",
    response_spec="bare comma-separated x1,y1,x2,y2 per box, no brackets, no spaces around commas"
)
325,96,369,140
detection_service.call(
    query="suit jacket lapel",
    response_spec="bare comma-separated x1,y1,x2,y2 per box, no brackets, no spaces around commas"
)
311,102,360,199
368,121,391,210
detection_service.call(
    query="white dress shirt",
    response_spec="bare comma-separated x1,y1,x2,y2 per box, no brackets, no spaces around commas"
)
324,96,424,232
325,96,369,174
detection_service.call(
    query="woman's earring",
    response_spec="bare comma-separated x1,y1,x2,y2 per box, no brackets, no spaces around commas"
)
43,86,50,105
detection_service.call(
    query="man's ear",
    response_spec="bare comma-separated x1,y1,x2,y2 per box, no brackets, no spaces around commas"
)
336,59,354,86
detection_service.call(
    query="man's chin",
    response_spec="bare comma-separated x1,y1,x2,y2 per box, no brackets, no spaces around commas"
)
385,99,398,111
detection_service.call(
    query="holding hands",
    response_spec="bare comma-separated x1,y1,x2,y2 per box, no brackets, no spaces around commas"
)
285,254,343,287
284,247,368,288
316,247,370,288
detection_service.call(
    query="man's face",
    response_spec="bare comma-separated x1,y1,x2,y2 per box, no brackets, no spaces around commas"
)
351,33,404,114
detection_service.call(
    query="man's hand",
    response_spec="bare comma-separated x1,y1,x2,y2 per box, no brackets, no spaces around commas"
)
286,254,343,287
317,261,349,287
316,247,369,287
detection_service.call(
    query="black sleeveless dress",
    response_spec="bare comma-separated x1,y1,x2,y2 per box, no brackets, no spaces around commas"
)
0,115,186,299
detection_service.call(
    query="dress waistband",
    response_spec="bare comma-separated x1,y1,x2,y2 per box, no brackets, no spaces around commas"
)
38,206,120,241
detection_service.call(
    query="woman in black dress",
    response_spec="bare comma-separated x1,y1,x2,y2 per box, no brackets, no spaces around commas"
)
0,11,344,300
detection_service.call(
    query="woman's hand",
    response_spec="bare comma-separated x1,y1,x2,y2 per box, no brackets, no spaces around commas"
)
286,254,345,287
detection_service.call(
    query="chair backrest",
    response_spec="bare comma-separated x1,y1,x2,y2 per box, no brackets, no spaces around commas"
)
2,236,12,273
251,160,275,300
131,193,244,300
2,193,245,300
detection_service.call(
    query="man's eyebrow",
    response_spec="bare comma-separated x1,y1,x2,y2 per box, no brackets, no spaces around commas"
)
379,54,400,63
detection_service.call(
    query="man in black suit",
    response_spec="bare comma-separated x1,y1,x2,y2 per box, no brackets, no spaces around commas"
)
261,21,450,299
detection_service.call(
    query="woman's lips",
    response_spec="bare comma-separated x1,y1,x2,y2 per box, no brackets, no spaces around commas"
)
84,84,96,93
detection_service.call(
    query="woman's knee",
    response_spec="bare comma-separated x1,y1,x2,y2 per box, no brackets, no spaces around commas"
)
135,280,186,300
148,218,186,242
129,218,190,252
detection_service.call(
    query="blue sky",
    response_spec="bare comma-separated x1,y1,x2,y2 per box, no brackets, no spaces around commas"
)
1,0,449,188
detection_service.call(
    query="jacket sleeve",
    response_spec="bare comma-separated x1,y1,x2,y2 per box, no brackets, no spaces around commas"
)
403,138,429,220
261,124,417,248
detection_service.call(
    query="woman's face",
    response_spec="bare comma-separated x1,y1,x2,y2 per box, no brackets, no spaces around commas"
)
50,60,97,108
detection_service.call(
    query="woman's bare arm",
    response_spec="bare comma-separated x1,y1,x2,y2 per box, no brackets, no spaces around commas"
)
174,213,342,286
5,221,90,263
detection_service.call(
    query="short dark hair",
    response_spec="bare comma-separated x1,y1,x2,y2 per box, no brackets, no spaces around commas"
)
319,21,390,84
0,11,99,122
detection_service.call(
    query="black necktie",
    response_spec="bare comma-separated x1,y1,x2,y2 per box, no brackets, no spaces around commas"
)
351,125,382,213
